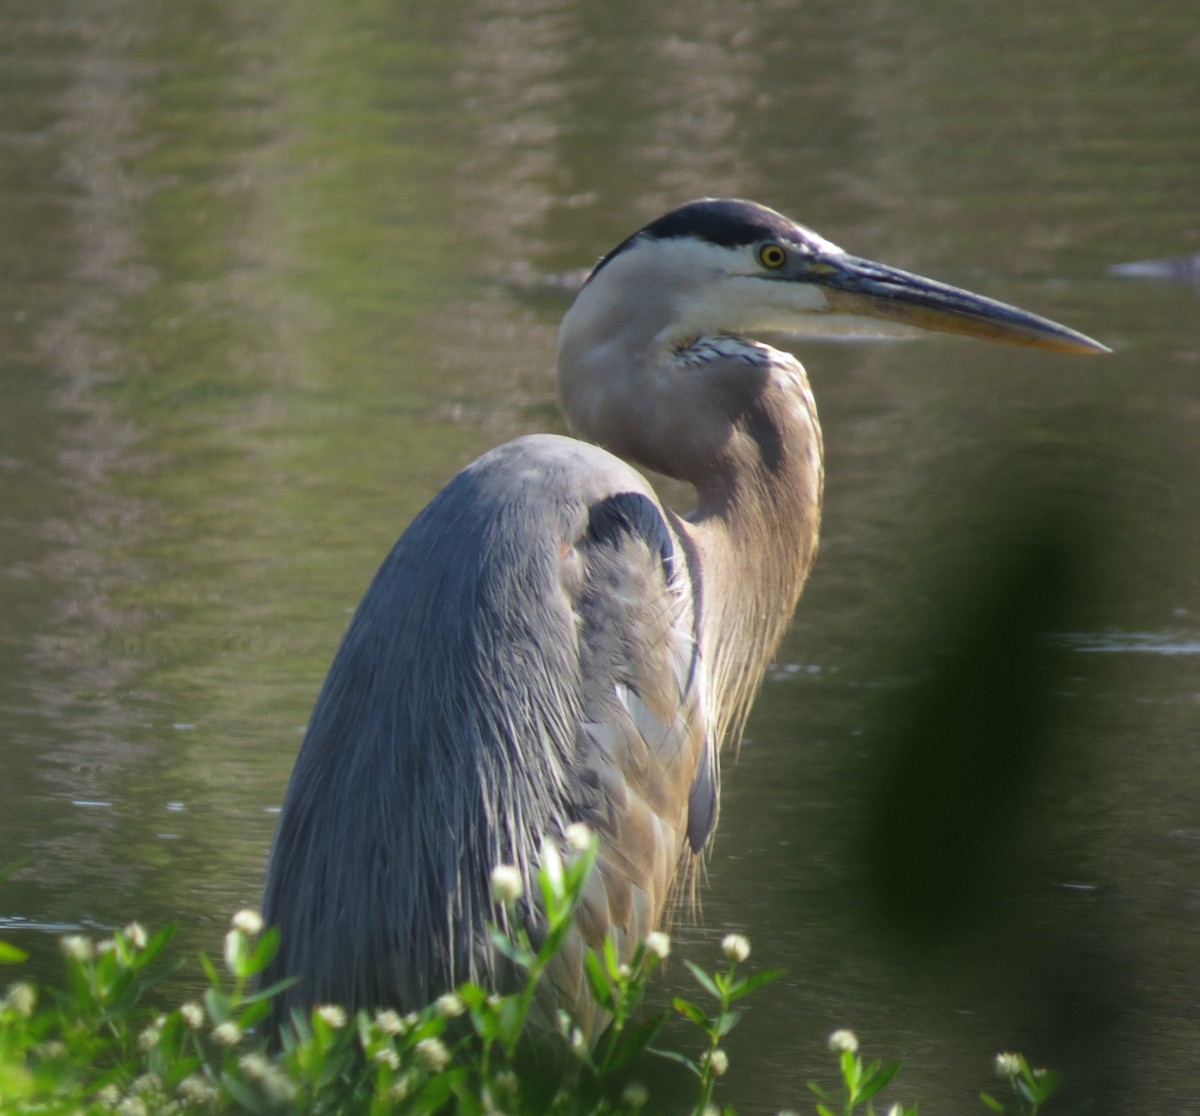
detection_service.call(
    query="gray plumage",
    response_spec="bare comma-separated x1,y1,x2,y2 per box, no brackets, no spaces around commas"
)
261,198,1106,1038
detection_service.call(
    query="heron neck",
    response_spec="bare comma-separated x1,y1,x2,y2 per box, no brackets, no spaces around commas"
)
686,350,824,747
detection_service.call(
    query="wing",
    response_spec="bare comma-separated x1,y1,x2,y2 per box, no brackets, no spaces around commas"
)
546,489,716,1037
261,434,715,1035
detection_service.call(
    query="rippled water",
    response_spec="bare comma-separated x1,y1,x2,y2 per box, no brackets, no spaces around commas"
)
1,1,1197,1111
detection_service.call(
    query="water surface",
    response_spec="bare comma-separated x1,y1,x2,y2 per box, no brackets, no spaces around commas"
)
1,1,1198,1111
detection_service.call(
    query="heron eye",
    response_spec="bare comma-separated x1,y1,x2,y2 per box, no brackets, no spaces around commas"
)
757,242,788,269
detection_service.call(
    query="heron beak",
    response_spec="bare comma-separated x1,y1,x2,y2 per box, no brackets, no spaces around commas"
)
804,252,1110,354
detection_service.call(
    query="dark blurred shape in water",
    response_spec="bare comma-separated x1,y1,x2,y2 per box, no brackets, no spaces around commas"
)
859,499,1137,1105
862,514,1085,933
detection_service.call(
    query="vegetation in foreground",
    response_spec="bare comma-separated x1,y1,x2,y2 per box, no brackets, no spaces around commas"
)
0,834,1072,1114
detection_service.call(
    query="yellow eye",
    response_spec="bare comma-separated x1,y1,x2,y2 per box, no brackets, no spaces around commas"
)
757,242,788,269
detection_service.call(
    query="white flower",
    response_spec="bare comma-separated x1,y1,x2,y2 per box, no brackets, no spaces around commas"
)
211,1021,242,1046
415,1036,451,1073
565,822,592,851
644,931,670,960
315,1003,347,1029
721,933,750,963
540,839,564,890
238,1053,270,1080
180,1001,205,1029
622,1082,649,1108
231,909,264,935
489,864,523,904
570,1026,587,1053
177,1074,219,1104
61,935,93,962
708,1048,729,1076
223,929,245,973
116,1097,148,1116
132,1072,161,1095
261,1067,297,1104
374,1046,401,1070
374,1008,405,1035
828,1028,859,1054
995,1051,1022,1077
136,1026,161,1053
4,982,35,1018
123,922,148,949
886,1104,904,1116
435,992,465,1018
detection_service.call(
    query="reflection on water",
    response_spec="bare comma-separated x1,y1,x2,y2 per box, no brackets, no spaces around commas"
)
1057,632,1200,656
1,0,1198,1111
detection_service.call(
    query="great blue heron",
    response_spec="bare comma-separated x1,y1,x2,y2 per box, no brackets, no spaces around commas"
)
261,198,1106,1037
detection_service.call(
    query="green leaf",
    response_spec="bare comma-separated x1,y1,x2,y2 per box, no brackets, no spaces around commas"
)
648,1045,702,1079
1028,1067,1063,1103
683,960,721,1001
138,924,176,967
245,926,281,973
858,1060,901,1103
222,1070,270,1114
807,1081,832,1101
198,950,220,987
0,940,28,964
603,1014,666,1072
204,987,233,1025
584,950,615,1012
725,968,784,1001
239,975,298,1004
603,934,621,978
715,1009,742,1036
488,928,534,968
979,1091,1006,1113
672,997,708,1026
237,998,274,1030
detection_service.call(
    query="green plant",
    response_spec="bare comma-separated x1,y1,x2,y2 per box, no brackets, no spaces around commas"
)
807,1029,914,1116
980,1051,1065,1115
0,844,1076,1115
0,833,777,1114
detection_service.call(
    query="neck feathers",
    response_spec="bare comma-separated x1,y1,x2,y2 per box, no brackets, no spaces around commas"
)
686,343,824,749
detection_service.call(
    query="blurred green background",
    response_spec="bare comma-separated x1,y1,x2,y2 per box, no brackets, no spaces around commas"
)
1,0,1198,1111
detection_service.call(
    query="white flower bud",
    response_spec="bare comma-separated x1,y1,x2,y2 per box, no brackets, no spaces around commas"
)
211,1021,242,1046
644,931,670,960
415,1036,450,1073
489,864,523,904
622,1082,649,1108
61,935,93,962
565,822,592,851
231,909,264,935
315,1003,347,1028
179,1001,205,1029
828,1028,858,1054
721,933,750,963
123,922,148,949
995,1051,1021,1077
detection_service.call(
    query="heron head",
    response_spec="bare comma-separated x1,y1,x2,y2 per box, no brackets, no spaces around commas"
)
571,197,1109,357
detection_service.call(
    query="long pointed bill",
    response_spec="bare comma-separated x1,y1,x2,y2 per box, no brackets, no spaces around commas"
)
808,253,1110,354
